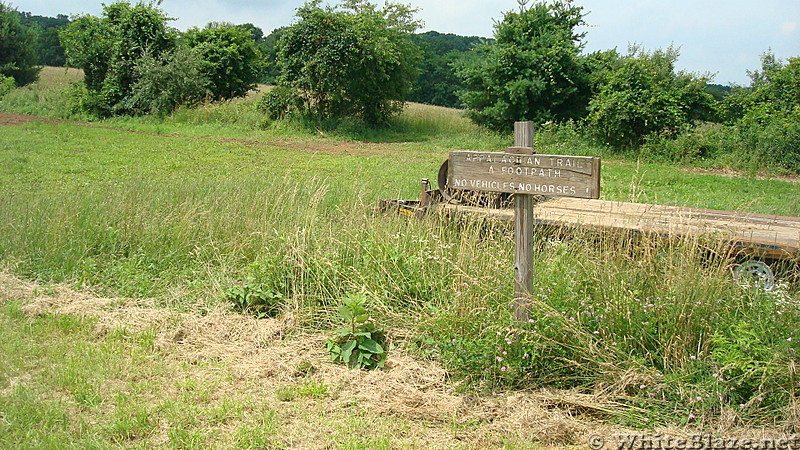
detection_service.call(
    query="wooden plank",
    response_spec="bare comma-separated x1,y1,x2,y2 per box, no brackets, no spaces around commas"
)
440,198,800,260
448,151,601,199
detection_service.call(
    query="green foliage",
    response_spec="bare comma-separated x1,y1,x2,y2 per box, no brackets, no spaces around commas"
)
224,279,284,319
258,85,303,120
456,0,590,131
705,83,732,102
123,46,210,116
183,22,263,101
60,1,177,117
326,294,387,370
0,74,14,96
0,1,41,86
587,46,715,148
275,0,421,125
737,107,800,172
639,122,735,165
648,54,800,173
19,12,70,66
407,31,484,108
709,322,791,413
259,27,287,84
425,234,800,423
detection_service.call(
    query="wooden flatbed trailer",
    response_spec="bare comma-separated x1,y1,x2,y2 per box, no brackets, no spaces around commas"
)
442,197,800,261
381,189,800,288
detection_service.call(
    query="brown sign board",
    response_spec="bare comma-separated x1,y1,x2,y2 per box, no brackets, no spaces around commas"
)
448,151,601,199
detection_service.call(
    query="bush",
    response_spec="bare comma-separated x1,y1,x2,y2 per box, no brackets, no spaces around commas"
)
587,46,715,149
183,22,264,101
60,1,177,117
0,74,14,96
0,1,41,86
456,0,590,131
639,122,736,165
123,46,210,116
275,0,421,125
258,85,303,120
738,107,800,172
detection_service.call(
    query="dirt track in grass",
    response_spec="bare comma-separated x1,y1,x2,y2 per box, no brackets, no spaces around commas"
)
4,110,799,183
0,111,387,156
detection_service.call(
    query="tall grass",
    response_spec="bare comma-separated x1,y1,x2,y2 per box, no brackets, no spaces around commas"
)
1,168,798,424
2,66,799,426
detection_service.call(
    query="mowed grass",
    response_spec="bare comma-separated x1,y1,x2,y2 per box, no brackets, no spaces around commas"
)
0,300,457,449
1,67,800,432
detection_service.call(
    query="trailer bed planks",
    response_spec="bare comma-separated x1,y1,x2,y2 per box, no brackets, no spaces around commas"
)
441,198,800,261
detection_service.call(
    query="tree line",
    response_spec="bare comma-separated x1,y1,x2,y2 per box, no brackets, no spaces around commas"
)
1,0,798,170
1,2,480,110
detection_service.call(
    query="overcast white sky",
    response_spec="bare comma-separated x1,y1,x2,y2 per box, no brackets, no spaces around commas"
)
10,0,800,85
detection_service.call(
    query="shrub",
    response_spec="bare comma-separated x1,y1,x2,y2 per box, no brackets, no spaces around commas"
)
275,0,421,125
455,0,591,131
639,122,736,165
0,1,41,86
587,46,715,149
0,74,14,96
258,85,303,120
60,1,177,117
123,46,210,116
738,106,800,172
183,22,264,101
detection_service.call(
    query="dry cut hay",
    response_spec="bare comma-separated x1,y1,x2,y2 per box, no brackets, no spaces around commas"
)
2,271,796,448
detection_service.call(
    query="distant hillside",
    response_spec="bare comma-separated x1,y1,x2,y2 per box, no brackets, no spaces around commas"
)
19,12,71,67
408,31,488,108
259,28,488,108
705,83,733,101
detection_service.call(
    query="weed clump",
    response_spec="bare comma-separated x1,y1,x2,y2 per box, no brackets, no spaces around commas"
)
326,294,388,370
224,280,284,319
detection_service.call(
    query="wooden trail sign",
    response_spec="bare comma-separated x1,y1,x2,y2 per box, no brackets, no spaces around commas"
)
448,152,600,199
446,122,601,321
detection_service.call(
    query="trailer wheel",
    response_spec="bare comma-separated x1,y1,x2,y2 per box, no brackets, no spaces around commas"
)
733,259,776,291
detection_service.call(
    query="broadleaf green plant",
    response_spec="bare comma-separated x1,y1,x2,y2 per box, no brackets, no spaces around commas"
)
224,279,284,319
326,293,387,370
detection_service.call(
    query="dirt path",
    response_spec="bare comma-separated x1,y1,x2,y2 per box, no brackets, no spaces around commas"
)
0,111,55,126
0,110,390,157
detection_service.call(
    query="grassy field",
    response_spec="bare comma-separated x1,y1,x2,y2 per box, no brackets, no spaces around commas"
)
1,68,800,445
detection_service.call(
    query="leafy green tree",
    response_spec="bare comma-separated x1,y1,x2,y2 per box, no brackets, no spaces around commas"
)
407,31,485,108
746,53,800,114
0,1,40,86
732,53,800,171
273,0,421,125
20,12,71,66
61,1,177,116
183,22,264,100
587,46,715,148
720,53,800,124
455,0,590,131
237,22,264,42
259,27,287,84
123,46,210,116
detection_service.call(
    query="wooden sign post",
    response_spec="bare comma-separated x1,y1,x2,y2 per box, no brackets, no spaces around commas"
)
447,122,601,321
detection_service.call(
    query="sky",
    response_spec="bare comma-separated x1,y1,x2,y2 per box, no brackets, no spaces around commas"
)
10,0,800,85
